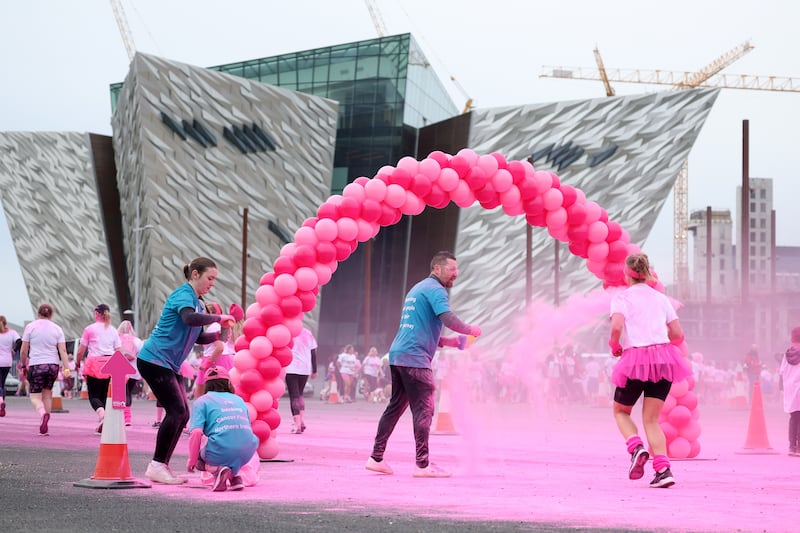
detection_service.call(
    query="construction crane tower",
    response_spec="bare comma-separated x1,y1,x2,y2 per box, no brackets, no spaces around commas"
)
540,42,800,297
110,0,136,62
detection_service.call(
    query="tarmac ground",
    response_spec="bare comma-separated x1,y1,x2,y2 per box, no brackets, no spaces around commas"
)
0,387,796,533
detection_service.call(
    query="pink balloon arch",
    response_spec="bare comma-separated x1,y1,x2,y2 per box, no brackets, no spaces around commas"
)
232,149,647,459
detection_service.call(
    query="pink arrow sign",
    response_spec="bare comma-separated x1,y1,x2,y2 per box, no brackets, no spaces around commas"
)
101,350,136,410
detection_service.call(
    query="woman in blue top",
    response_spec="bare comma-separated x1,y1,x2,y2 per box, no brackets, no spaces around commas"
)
138,257,234,485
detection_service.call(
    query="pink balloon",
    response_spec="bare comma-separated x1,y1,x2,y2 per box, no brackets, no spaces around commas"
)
396,155,420,177
244,401,256,421
314,218,338,242
450,180,475,208
587,221,609,243
586,259,606,275
257,436,280,460
385,183,407,208
250,389,274,412
668,436,691,459
542,188,564,211
279,242,297,257
492,169,513,193
249,336,274,361
245,302,261,320
500,186,523,216
688,438,701,458
312,262,332,285
418,157,441,181
545,207,567,229
661,420,678,442
438,167,460,192
533,170,553,194
265,377,286,399
678,391,698,411
548,222,570,242
294,267,318,292
680,419,702,441
455,148,479,166
477,154,499,177
233,349,258,372
251,419,271,441
255,284,280,307
258,356,282,380
336,217,358,242
267,323,292,348
273,273,298,297
401,191,425,215
342,182,366,203
584,201,602,224
587,241,609,262
668,405,692,429
364,178,387,202
284,316,303,337
239,369,265,394
670,379,690,398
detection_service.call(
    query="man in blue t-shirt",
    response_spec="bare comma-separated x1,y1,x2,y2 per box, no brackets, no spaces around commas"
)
366,251,481,478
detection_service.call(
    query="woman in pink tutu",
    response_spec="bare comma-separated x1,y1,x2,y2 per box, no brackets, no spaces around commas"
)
608,253,691,488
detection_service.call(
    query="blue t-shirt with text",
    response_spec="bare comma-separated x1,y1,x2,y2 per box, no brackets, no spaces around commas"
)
138,283,203,373
388,276,451,369
189,391,258,473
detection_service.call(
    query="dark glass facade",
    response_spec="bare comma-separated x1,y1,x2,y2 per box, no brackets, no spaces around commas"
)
111,34,462,358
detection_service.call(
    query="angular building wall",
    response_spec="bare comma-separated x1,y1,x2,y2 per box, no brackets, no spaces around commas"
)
451,88,720,352
111,53,338,335
0,132,120,337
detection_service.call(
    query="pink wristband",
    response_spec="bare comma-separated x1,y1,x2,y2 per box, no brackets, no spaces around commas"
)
670,335,685,346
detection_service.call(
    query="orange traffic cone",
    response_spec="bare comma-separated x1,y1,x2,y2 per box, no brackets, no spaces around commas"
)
327,378,341,404
594,375,611,408
736,381,779,455
79,381,89,400
74,393,151,488
51,379,69,413
432,380,458,435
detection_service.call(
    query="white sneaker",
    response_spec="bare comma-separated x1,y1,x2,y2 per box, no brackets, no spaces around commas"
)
413,463,451,478
145,461,187,485
365,457,393,474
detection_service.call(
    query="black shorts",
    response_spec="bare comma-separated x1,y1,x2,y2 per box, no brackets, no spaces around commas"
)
614,378,672,406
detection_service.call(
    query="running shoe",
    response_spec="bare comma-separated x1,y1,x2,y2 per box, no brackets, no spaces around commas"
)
212,466,232,492
365,457,393,475
629,445,649,480
649,468,676,488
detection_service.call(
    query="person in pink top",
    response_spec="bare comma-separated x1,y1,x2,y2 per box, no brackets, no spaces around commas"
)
608,253,692,489
75,304,122,433
19,304,71,435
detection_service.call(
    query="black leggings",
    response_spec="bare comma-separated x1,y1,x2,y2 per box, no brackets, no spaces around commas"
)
0,366,9,399
0,366,11,400
285,373,308,415
85,375,110,412
137,359,190,464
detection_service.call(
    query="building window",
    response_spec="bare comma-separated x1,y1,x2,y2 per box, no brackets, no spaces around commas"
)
750,218,756,228
751,231,756,241
720,243,725,254
761,233,767,242
750,245,756,256
760,218,766,228
760,246,766,256
760,203,766,212
761,189,766,199
750,202,756,211
720,258,725,269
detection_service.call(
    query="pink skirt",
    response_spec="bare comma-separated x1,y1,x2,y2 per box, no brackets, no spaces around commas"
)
611,343,692,388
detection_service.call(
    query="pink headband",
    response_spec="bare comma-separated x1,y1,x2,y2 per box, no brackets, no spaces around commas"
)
625,266,646,280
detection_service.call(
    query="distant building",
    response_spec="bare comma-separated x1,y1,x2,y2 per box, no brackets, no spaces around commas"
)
736,177,773,293
688,208,736,301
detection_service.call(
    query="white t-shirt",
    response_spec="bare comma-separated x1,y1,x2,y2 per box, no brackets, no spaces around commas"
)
0,329,20,367
609,283,677,349
338,352,359,376
22,319,66,366
362,355,382,377
203,322,223,358
80,322,122,358
286,328,317,375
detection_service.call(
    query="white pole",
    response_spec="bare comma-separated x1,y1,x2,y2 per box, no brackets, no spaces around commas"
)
134,199,141,333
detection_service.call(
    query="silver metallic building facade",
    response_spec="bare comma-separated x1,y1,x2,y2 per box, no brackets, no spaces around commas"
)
451,88,720,350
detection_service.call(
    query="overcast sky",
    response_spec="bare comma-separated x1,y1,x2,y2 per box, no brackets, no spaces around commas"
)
1,0,798,327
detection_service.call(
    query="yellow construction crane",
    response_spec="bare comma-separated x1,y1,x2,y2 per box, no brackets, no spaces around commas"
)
450,75,473,114
540,41,800,298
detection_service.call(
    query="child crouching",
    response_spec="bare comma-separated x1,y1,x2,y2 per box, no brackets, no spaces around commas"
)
187,366,258,491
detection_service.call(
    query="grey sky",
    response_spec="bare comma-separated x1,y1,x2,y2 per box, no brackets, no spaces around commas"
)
1,0,798,326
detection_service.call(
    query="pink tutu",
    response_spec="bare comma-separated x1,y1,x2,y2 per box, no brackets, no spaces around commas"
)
611,343,692,388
